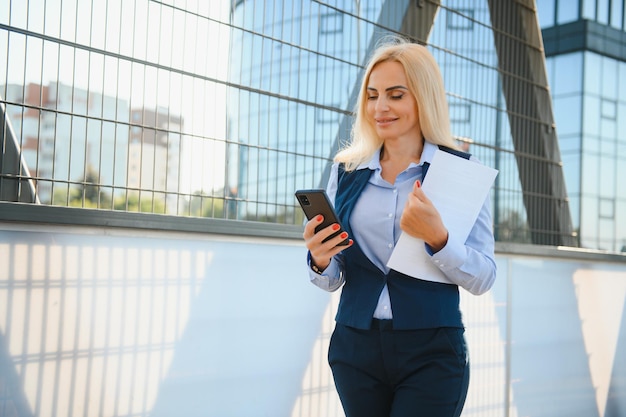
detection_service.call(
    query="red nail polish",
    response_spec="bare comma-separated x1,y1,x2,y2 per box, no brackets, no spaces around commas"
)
316,215,323,222
340,232,348,239
332,224,340,231
416,180,421,188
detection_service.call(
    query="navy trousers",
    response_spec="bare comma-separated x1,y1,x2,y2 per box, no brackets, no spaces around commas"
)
328,320,469,417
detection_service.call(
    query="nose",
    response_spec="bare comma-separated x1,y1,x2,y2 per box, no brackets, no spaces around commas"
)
374,96,389,112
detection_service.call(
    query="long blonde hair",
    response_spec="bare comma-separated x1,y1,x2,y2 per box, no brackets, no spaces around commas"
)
335,38,459,171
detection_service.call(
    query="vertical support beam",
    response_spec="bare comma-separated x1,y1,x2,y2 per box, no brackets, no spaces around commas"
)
0,99,38,203
400,0,440,42
487,0,577,246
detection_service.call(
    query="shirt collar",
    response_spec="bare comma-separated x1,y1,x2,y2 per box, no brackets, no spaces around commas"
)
354,141,439,171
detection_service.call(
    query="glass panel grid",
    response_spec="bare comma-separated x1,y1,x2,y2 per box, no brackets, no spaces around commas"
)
2,0,621,250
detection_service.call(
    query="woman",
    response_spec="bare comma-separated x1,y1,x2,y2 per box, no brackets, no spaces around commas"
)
302,38,496,417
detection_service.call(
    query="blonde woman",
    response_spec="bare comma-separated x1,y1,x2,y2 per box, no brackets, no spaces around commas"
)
302,38,496,416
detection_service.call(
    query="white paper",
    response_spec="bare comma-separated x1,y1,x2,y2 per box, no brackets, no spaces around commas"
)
386,149,498,284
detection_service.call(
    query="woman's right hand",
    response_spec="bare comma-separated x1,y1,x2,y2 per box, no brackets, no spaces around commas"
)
303,215,352,272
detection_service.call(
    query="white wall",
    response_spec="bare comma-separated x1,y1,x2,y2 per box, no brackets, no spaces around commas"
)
0,222,625,417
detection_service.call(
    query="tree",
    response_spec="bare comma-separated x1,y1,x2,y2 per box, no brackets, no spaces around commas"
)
51,167,111,209
495,209,531,243
113,192,166,213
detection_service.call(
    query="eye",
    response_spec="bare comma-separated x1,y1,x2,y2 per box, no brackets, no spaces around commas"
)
367,95,378,100
390,93,404,100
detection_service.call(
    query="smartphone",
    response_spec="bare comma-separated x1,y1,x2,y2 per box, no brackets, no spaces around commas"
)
295,189,349,246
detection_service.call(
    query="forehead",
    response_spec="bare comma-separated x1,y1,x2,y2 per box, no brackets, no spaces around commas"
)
368,60,407,87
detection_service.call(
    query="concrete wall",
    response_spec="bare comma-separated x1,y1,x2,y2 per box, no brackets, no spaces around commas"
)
0,220,625,417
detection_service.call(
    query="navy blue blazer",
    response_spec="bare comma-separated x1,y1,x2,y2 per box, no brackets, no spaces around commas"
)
333,146,470,330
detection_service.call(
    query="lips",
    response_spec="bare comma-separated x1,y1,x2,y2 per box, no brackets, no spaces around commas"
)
375,117,398,125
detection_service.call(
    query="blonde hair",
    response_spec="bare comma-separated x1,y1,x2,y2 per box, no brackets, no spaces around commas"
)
335,37,459,171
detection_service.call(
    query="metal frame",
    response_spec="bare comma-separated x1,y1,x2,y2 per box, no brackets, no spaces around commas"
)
0,0,582,248
487,0,577,246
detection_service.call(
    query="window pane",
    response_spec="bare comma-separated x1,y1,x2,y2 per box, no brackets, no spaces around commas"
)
599,155,616,197
583,96,600,135
619,62,626,100
558,0,579,23
582,0,596,20
601,57,618,99
554,95,582,135
553,53,583,95
584,52,601,94
597,0,610,24
611,0,623,29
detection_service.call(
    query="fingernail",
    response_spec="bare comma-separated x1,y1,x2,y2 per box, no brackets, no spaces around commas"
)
415,180,421,188
316,215,323,222
340,232,348,239
332,224,340,231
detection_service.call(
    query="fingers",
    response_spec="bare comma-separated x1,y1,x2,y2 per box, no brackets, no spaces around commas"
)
411,180,430,203
303,215,342,242
402,181,442,240
303,215,352,268
303,214,324,240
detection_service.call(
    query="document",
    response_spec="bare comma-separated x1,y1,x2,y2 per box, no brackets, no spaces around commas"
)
386,149,498,284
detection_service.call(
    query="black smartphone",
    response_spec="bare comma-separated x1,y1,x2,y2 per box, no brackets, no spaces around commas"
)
295,189,349,246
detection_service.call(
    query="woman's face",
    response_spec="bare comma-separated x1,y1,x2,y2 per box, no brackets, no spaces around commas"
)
366,60,421,143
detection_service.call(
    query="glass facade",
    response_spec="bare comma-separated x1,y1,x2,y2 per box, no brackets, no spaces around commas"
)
1,0,625,250
540,0,626,251
225,0,569,245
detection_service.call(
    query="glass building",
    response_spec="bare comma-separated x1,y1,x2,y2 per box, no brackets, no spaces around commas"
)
539,0,626,251
224,0,586,248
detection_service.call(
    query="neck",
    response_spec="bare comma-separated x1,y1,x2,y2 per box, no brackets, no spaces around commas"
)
380,138,424,165
378,138,425,184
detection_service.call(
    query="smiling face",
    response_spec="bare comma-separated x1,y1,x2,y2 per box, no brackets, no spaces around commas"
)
365,60,421,143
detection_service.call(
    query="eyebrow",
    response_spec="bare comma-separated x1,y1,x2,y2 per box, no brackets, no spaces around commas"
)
367,85,409,92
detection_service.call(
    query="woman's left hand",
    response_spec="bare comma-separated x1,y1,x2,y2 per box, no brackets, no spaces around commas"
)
400,180,448,252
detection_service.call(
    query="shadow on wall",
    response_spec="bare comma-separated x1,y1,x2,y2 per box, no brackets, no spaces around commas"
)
1,224,626,417
0,227,328,417
149,239,330,417
602,278,626,417
490,259,626,417
573,267,626,417
0,331,34,416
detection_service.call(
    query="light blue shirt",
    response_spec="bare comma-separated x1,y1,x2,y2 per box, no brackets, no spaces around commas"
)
309,141,497,319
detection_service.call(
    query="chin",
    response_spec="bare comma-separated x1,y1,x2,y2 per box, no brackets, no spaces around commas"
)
374,128,393,139
377,132,397,142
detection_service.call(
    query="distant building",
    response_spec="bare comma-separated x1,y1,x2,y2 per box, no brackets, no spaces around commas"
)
2,82,130,203
539,1,626,251
128,108,183,213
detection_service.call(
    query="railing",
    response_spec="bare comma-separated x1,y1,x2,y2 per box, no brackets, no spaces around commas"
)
1,0,594,248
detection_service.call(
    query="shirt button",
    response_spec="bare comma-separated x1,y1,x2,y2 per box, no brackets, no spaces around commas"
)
387,243,393,249
388,213,393,218
383,305,388,310
393,189,397,194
